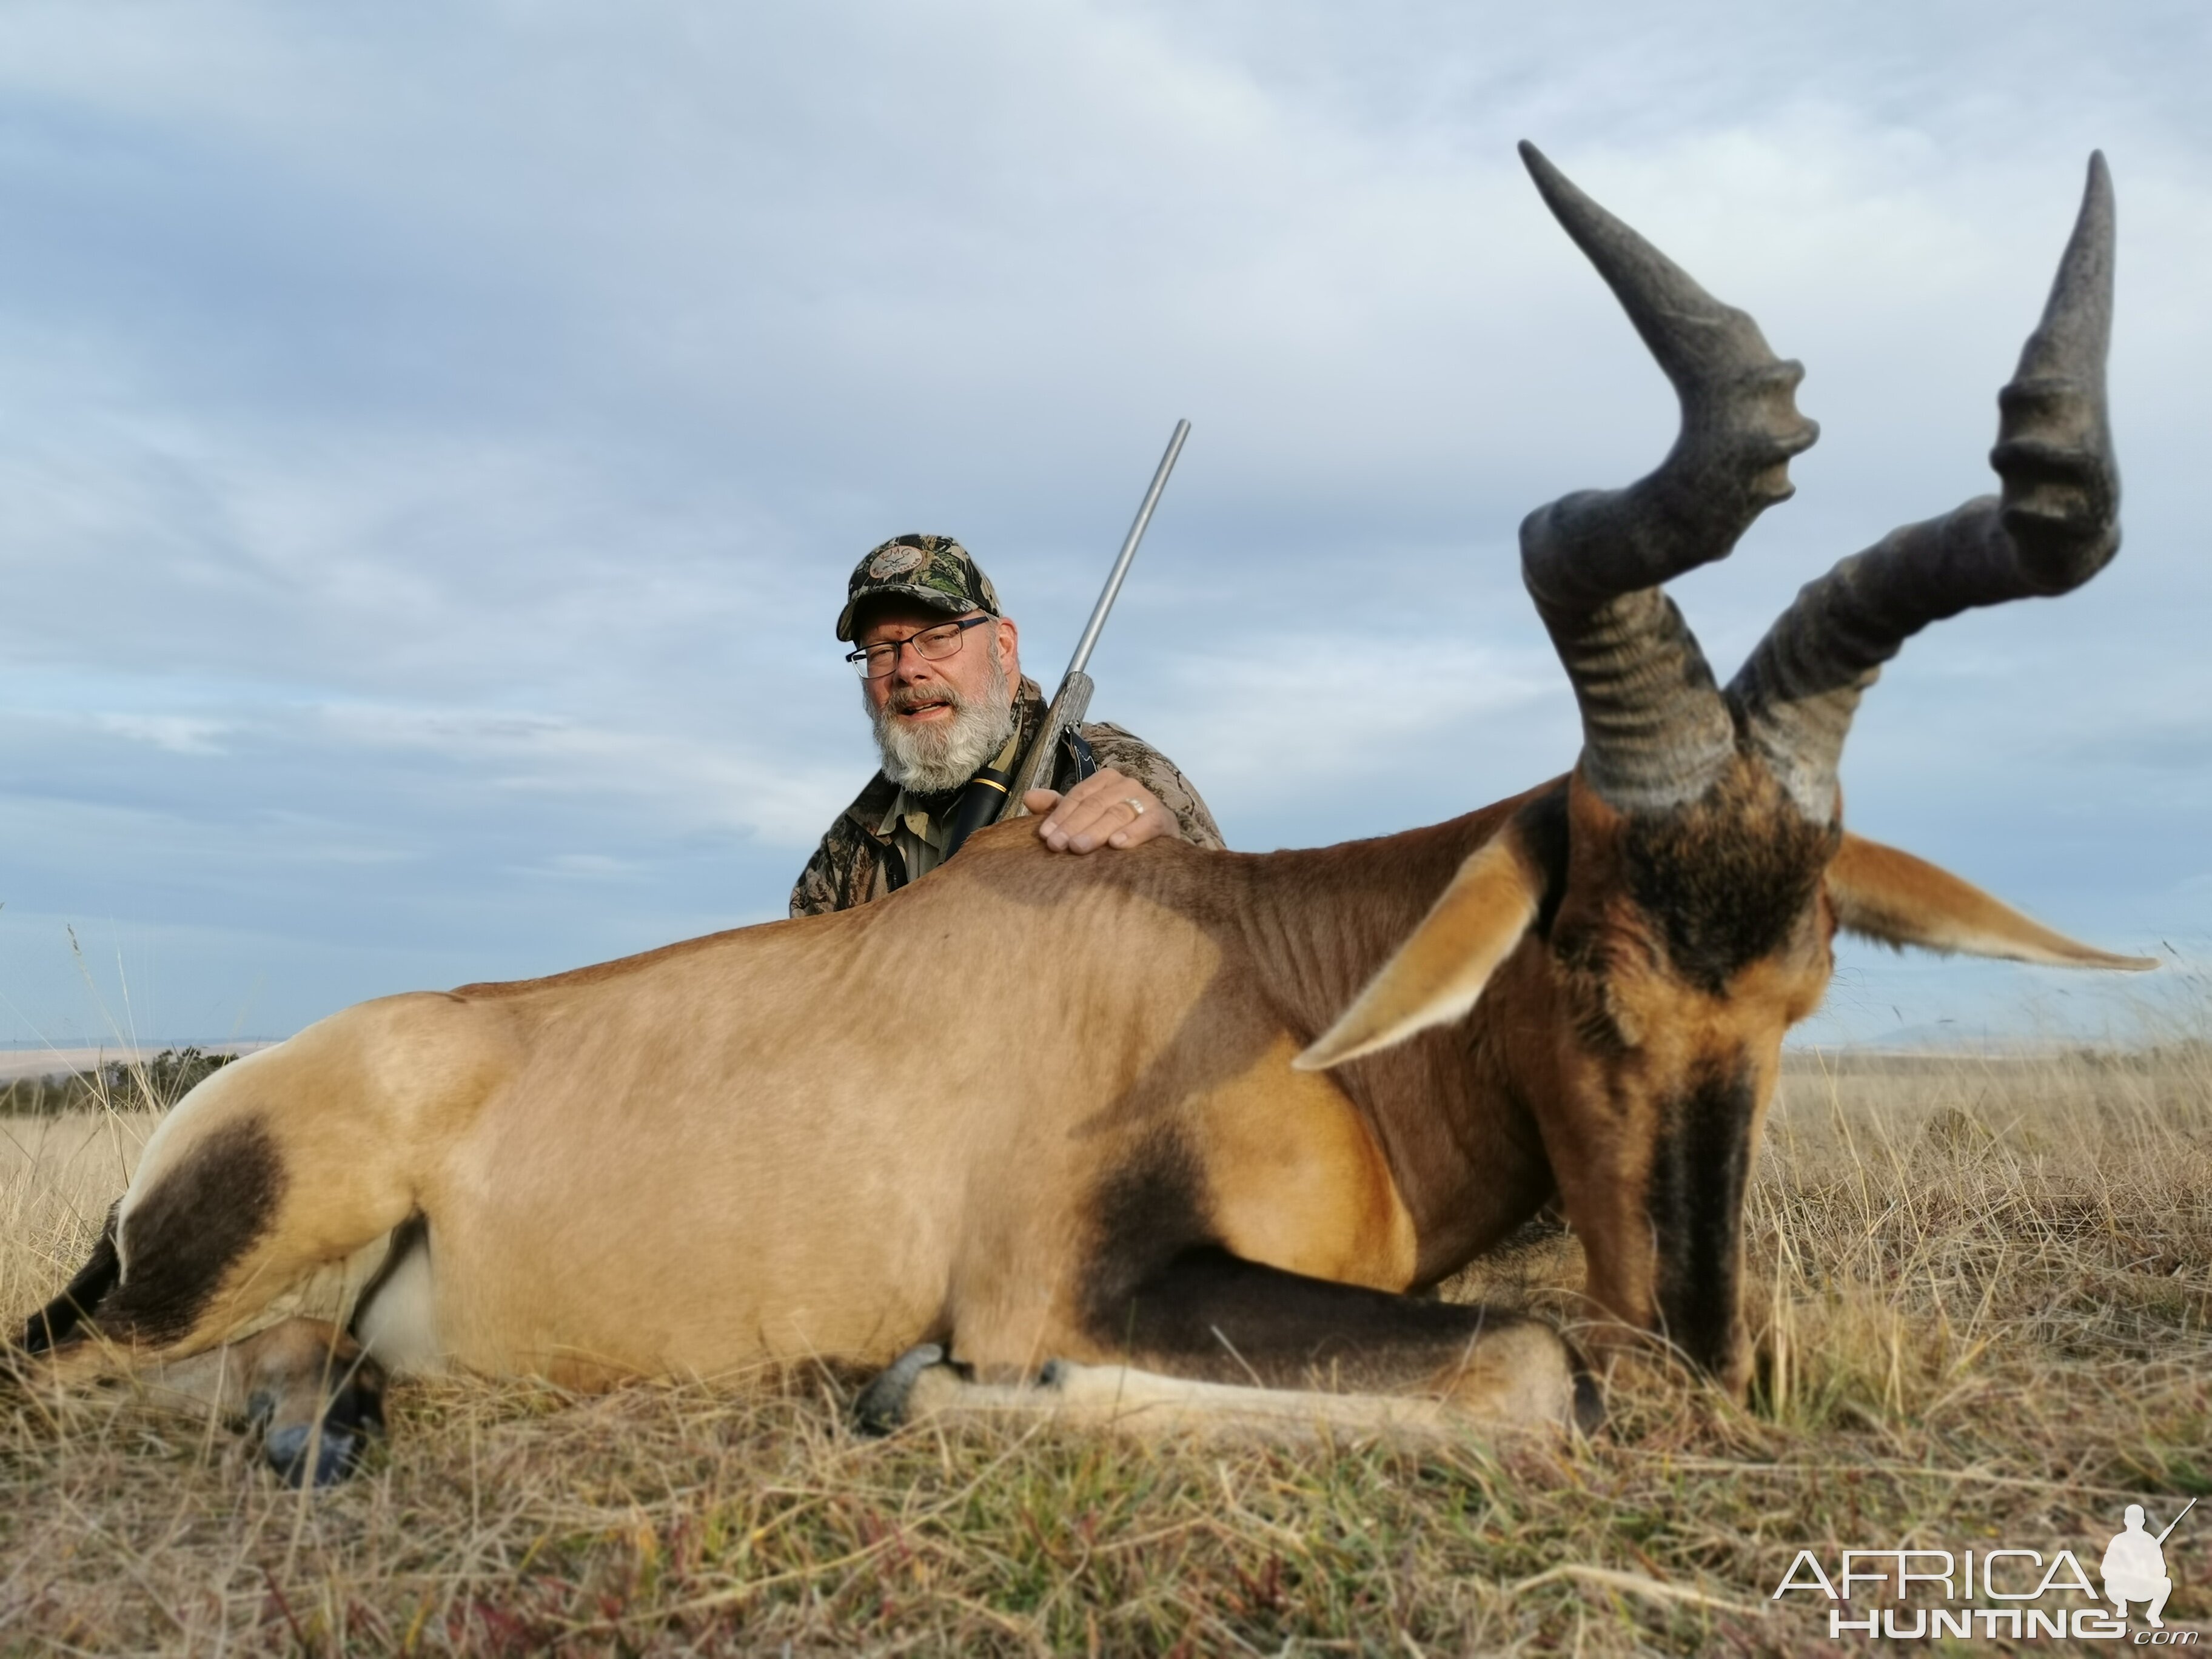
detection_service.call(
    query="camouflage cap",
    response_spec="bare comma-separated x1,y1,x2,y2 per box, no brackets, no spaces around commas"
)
835,534,1002,641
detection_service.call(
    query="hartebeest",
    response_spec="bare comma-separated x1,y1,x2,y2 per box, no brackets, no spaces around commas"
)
12,146,2150,1486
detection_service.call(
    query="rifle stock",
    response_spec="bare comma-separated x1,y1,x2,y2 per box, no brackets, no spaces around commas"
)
998,671,1094,821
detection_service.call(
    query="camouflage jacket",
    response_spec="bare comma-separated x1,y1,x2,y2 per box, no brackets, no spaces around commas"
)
789,676,1223,917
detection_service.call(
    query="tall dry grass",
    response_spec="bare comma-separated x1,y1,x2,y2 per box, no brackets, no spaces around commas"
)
2,1045,2207,1655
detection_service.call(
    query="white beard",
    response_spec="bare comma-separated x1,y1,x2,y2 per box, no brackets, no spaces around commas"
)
868,649,1016,794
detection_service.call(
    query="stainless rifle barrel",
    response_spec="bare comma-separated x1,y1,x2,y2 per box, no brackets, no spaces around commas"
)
1063,419,1190,682
2154,1496,2198,1546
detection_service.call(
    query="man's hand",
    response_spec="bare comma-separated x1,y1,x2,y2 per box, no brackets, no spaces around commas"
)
1028,768,1175,854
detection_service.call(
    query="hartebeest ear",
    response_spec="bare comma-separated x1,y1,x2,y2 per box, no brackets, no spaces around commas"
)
1296,828,1544,1071
1827,833,2156,971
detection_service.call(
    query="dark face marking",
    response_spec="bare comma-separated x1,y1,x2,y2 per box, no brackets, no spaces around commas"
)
98,1116,287,1348
19,1204,122,1355
1618,768,1837,995
1644,1054,1758,1375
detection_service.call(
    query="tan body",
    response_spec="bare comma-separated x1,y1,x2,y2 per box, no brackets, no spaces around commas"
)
113,805,1523,1386
29,788,2126,1447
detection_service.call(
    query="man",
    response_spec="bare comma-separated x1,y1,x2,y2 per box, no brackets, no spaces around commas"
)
791,533,1222,916
2101,1504,2174,1629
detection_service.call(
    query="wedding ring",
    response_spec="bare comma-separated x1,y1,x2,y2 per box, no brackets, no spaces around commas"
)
1124,797,1146,816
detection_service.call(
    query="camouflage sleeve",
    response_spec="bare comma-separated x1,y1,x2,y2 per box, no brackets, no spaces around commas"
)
789,814,877,917
1076,722,1226,851
789,833,843,918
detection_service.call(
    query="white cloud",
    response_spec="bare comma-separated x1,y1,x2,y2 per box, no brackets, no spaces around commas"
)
309,701,856,848
89,713,232,755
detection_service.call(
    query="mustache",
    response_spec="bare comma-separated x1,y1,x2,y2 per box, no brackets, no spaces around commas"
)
885,680,968,716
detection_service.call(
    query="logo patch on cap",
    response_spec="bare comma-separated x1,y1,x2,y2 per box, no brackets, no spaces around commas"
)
868,545,926,580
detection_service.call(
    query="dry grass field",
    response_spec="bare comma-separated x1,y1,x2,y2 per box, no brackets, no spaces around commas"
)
2,1042,2208,1655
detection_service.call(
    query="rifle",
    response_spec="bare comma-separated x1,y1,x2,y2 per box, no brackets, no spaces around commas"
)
940,419,1191,859
2154,1497,2197,1547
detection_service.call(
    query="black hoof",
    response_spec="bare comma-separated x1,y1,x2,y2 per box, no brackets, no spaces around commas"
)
853,1343,947,1436
1571,1367,1609,1438
259,1365,385,1488
266,1424,363,1489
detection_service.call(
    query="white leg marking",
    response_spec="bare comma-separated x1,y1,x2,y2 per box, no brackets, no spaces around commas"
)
901,1331,1580,1444
353,1230,444,1375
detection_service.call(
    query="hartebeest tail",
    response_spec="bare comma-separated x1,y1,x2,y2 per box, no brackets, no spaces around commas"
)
10,147,2151,1481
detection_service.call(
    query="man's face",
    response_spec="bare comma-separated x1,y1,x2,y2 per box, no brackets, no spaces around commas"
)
856,601,1023,792
856,602,1020,724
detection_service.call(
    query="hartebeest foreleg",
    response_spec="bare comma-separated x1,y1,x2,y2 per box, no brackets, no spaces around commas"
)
870,1335,1583,1444
857,1251,1598,1441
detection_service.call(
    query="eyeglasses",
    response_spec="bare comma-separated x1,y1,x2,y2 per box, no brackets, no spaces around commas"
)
845,614,993,679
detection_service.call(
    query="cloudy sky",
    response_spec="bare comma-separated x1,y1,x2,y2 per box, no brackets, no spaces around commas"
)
2,0,2207,1050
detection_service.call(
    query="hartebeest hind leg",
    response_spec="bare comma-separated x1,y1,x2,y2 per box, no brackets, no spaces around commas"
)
139,1321,387,1487
17,1209,390,1487
6,997,484,1482
857,1251,1600,1441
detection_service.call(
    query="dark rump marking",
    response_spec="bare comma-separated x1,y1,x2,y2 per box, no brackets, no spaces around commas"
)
1645,1055,1758,1373
96,1117,287,1348
21,1204,122,1354
1620,767,1837,994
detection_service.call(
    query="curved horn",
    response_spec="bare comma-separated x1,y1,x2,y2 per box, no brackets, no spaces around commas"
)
1518,141,1819,813
1729,153,2119,819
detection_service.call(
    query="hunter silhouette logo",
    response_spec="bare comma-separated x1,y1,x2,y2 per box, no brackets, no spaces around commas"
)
2105,1500,2195,1631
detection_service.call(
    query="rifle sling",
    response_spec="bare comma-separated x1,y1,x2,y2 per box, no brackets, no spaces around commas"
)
940,725,1096,863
